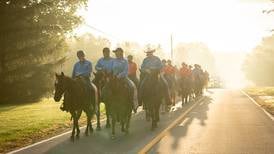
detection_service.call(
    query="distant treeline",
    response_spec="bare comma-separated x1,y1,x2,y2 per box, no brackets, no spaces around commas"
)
243,34,274,86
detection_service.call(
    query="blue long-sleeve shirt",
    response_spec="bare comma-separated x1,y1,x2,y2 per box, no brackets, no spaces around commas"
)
141,55,163,71
95,57,114,73
112,58,128,78
72,60,92,79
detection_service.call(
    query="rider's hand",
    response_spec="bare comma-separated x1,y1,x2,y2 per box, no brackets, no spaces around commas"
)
145,69,151,74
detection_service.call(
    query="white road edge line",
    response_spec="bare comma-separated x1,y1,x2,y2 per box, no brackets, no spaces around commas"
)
241,90,274,121
8,118,106,154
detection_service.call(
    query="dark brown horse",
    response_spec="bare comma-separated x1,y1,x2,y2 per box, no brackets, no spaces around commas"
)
104,74,132,139
54,72,95,141
179,76,191,106
142,70,164,130
92,71,111,129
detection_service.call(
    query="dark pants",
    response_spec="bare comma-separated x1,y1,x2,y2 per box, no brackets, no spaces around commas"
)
128,74,139,88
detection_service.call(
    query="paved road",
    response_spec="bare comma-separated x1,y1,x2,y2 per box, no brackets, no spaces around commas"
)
11,94,203,154
150,89,274,154
11,89,274,154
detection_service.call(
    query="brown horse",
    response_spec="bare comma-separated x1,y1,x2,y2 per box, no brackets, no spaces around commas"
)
141,70,165,130
54,72,96,141
92,71,111,129
179,76,191,106
104,74,132,139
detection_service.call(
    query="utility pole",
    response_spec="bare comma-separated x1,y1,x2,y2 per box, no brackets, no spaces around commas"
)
170,34,173,61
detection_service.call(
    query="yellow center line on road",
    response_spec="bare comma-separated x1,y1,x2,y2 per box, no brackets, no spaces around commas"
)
138,97,205,154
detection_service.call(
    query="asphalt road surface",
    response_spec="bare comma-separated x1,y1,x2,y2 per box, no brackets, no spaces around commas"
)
150,89,274,154
10,89,274,154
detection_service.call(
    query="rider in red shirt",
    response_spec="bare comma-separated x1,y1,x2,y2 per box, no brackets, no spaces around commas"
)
179,62,191,78
127,55,139,87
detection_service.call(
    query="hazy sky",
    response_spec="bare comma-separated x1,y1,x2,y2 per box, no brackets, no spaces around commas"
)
77,0,274,52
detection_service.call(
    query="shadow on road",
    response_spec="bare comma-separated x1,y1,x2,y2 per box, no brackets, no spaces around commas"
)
150,96,213,153
40,99,205,154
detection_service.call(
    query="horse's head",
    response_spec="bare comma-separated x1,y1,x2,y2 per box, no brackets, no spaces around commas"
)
54,72,66,102
146,69,160,81
108,75,125,92
93,71,107,86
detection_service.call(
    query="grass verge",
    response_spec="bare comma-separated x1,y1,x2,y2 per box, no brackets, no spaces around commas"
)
0,98,104,154
244,87,274,115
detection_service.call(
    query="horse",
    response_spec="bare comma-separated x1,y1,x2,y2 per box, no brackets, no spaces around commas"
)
178,76,191,106
164,74,177,106
141,70,165,131
92,71,111,129
54,72,96,141
193,75,204,97
104,74,132,139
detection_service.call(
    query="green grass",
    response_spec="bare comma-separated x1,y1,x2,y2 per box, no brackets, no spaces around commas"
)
244,87,274,96
0,98,105,153
244,87,274,115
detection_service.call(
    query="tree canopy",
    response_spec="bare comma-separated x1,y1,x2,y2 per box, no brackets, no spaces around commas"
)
0,0,87,103
243,35,274,86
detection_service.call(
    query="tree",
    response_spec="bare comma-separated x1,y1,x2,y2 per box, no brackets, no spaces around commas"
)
0,0,87,103
243,35,274,86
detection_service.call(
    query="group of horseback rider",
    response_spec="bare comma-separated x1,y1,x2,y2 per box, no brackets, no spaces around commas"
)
60,47,209,112
54,47,209,139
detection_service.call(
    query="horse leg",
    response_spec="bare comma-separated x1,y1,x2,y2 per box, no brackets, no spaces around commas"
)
71,112,76,142
156,104,160,122
111,116,116,139
125,111,131,135
76,110,82,139
96,102,101,131
85,109,93,136
105,103,111,128
85,111,90,136
121,118,125,132
151,107,156,131
181,94,184,107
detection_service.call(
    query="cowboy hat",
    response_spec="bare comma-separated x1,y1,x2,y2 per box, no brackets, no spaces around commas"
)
112,47,124,53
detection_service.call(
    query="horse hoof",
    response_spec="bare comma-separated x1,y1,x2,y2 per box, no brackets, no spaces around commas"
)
70,136,75,142
121,128,125,132
106,124,111,128
90,127,94,133
85,131,89,136
111,135,116,140
96,126,101,131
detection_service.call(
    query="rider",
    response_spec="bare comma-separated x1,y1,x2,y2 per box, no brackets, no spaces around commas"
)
139,48,171,105
112,48,138,112
179,62,191,78
127,55,139,87
164,60,176,80
95,47,113,73
192,64,204,96
61,50,93,111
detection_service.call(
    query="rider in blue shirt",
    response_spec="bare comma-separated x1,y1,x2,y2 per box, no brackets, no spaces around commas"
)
138,48,171,105
61,50,94,111
72,50,92,79
95,47,113,73
112,47,138,112
141,52,163,71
